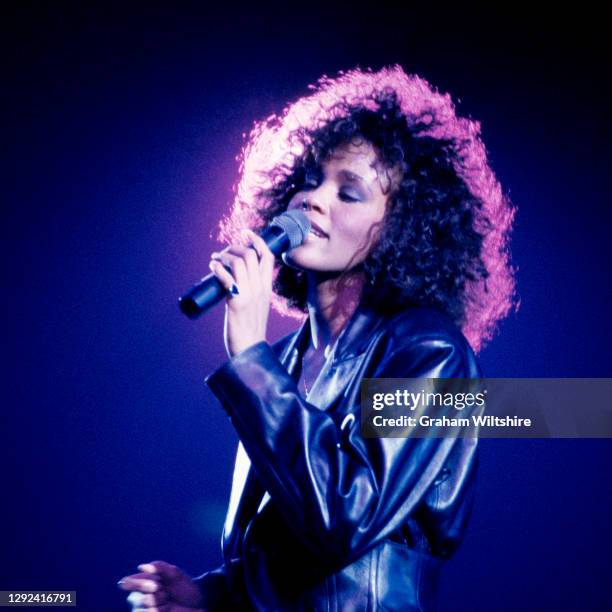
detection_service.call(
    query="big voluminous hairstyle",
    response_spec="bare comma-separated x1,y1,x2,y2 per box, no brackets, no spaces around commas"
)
219,66,517,352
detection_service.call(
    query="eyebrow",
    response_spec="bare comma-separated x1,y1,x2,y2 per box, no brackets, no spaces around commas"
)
336,169,373,196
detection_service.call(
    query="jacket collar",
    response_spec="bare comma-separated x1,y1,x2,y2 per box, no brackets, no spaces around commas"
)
278,303,385,372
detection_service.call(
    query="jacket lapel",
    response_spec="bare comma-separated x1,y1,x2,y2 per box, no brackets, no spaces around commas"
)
305,305,385,411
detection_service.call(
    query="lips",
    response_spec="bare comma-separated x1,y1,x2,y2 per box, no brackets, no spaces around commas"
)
309,220,329,239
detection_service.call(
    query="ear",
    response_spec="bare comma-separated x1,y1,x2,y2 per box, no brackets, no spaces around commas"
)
354,219,386,266
367,219,385,245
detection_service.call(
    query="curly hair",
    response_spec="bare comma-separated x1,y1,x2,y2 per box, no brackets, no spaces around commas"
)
219,65,516,352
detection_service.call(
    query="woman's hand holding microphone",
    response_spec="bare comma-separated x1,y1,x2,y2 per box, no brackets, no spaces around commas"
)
208,229,275,358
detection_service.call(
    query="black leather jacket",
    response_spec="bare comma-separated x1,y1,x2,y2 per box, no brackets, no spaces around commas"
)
195,305,481,611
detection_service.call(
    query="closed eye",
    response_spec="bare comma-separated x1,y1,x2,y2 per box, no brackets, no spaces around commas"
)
339,190,361,202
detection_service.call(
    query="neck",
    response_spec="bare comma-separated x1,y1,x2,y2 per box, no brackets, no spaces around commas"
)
305,270,365,351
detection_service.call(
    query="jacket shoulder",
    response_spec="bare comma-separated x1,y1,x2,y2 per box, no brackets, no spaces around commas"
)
384,307,468,345
376,307,480,377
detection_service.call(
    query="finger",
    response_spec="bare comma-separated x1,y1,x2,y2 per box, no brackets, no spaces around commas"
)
209,261,239,295
230,237,257,256
245,229,273,264
140,560,182,582
241,230,262,261
127,591,144,606
211,250,249,286
127,590,169,608
127,591,161,609
213,244,255,261
246,230,275,286
238,228,254,247
143,591,169,605
119,571,161,583
226,242,268,295
118,575,160,593
219,244,260,277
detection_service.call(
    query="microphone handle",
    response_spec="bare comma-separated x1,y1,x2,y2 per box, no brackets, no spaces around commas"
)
178,225,289,319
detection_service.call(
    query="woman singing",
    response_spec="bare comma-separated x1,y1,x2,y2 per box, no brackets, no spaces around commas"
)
119,65,516,611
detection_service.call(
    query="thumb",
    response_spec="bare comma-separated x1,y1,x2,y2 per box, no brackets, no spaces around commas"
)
138,560,181,582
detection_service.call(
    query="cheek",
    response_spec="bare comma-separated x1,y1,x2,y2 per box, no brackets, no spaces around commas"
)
334,216,382,249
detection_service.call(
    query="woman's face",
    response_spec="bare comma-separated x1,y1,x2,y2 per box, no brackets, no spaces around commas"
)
285,139,393,274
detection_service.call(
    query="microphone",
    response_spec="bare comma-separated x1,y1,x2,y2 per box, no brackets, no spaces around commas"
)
178,210,311,319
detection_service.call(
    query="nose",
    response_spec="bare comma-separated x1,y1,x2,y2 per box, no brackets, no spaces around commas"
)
300,192,329,216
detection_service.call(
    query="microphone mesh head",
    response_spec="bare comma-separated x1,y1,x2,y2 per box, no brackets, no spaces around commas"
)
271,210,311,248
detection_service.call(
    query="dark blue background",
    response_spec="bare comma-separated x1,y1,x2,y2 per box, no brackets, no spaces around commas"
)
3,3,611,610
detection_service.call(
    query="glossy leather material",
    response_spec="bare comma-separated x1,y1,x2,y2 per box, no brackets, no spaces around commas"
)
196,305,481,611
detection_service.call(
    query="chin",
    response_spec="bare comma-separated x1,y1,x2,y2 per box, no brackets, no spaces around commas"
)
283,254,324,271
283,254,351,278
284,247,316,270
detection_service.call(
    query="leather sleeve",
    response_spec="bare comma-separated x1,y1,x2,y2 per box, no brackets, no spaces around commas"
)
192,566,231,609
205,333,478,566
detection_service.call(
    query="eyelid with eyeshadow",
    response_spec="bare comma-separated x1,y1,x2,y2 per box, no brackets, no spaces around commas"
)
339,170,373,197
300,166,370,203
339,187,364,202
